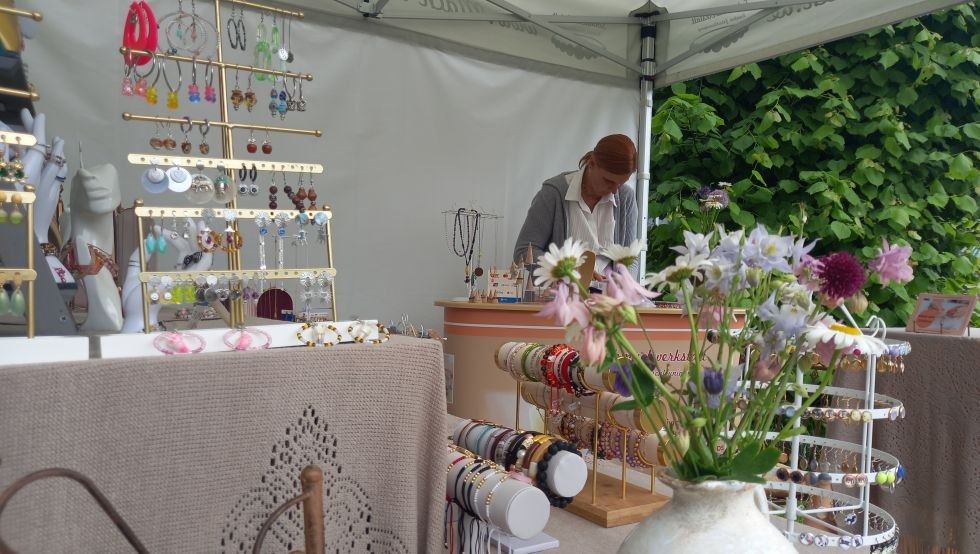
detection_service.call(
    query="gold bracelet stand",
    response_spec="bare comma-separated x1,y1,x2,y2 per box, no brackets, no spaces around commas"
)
121,0,334,332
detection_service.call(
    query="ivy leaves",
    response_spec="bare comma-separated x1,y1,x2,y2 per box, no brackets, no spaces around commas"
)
648,3,980,327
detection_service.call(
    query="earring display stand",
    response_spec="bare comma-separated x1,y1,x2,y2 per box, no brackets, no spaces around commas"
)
119,0,335,334
763,312,906,550
0,187,36,337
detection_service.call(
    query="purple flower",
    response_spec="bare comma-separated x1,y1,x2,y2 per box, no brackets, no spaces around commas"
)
697,186,712,199
869,238,913,285
703,369,725,395
606,263,659,305
816,252,866,300
537,282,590,328
688,367,739,409
610,360,634,397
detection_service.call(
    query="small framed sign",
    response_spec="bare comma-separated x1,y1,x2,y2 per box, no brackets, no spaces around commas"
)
906,293,977,336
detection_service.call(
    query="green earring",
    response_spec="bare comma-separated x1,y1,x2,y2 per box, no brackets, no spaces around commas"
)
0,282,10,315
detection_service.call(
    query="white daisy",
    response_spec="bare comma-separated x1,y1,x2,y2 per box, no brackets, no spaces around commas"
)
602,239,643,267
532,238,587,287
804,322,887,357
643,253,709,291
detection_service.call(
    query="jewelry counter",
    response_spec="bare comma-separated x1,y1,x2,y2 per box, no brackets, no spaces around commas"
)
436,300,701,428
0,335,446,553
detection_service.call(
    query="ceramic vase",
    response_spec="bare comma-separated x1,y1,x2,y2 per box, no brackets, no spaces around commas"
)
618,471,797,554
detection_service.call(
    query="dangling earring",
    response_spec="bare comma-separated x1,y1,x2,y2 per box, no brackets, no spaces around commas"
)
268,78,278,117
10,272,24,317
0,191,9,224
238,164,249,196
122,62,135,96
8,192,23,225
188,57,201,103
307,170,317,210
198,120,211,155
9,143,23,183
145,221,160,255
133,56,153,97
261,131,272,155
0,272,9,315
278,75,288,120
180,116,193,154
249,164,259,196
149,122,164,150
268,170,279,209
145,54,161,104
213,163,230,203
244,71,257,112
246,129,257,153
230,68,244,110
164,123,177,151
204,57,217,103
164,59,181,109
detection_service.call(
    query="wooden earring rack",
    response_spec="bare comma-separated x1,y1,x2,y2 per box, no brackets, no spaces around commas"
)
120,0,336,333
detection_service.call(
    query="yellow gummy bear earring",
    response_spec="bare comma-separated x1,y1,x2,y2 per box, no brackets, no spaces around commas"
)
146,55,161,105
163,58,181,110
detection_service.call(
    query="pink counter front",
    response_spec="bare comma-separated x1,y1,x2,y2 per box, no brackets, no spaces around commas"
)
436,300,697,427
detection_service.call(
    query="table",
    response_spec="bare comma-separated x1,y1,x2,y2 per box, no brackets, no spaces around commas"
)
0,336,446,553
437,300,698,429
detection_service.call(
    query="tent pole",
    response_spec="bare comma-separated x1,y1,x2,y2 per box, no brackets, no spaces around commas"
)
636,12,658,278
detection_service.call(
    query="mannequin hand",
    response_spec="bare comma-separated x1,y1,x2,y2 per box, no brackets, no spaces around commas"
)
592,271,607,282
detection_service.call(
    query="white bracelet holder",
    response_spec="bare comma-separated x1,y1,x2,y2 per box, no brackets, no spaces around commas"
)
451,419,589,501
445,451,550,540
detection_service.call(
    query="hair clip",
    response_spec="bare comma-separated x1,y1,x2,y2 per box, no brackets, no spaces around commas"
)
153,330,205,355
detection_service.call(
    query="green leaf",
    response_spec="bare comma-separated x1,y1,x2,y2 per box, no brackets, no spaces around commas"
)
729,442,781,481
952,256,975,276
879,50,900,69
611,399,639,411
963,123,980,140
952,195,978,213
726,66,745,83
663,119,683,141
830,221,852,239
896,86,919,106
730,208,755,228
790,56,810,72
806,182,829,194
732,133,755,152
948,153,974,180
855,145,881,159
778,179,800,193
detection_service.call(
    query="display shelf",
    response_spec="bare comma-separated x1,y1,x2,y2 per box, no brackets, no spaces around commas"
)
119,47,313,80
134,205,333,220
127,154,323,174
138,267,336,283
764,482,897,548
0,268,36,280
122,113,322,137
0,185,36,337
763,433,904,488
0,130,36,147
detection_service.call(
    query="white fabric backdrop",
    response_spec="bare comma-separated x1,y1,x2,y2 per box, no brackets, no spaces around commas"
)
21,0,638,329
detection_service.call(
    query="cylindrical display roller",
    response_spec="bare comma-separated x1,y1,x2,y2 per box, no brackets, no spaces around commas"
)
522,381,664,433
545,411,660,468
445,451,550,539
451,418,589,506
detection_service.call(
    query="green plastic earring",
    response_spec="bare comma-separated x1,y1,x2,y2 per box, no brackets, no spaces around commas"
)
10,273,24,317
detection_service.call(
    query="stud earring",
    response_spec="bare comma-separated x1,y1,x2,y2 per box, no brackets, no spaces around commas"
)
230,68,244,110
262,131,272,154
180,116,193,154
199,120,211,155
188,57,201,103
204,58,217,103
246,130,257,153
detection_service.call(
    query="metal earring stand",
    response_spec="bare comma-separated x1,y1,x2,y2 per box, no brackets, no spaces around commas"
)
0,186,36,337
120,1,338,333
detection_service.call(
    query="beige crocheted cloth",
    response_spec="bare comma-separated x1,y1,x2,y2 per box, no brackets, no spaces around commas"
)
0,335,447,553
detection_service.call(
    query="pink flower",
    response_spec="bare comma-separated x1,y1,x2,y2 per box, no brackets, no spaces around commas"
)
813,338,838,366
697,304,724,330
606,263,659,305
579,325,607,366
794,254,823,292
869,238,913,285
537,282,590,328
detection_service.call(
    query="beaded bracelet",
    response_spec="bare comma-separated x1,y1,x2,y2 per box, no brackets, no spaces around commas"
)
483,472,510,522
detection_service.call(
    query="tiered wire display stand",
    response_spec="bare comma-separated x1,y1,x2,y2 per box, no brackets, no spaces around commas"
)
763,311,906,550
119,0,337,333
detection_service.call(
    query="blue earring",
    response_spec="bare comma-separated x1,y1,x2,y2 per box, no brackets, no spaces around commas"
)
145,234,158,255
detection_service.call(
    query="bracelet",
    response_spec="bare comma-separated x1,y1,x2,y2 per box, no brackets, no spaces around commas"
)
223,327,271,350
295,322,342,346
153,330,205,355
483,472,510,522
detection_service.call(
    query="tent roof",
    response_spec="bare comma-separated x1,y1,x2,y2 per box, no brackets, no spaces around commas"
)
288,0,967,86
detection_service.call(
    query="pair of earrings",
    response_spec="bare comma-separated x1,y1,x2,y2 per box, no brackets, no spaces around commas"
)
0,191,24,224
269,78,288,119
0,272,26,317
246,130,272,154
149,123,178,151
238,163,259,196
187,58,217,104
144,226,168,255
230,70,258,112
123,55,157,98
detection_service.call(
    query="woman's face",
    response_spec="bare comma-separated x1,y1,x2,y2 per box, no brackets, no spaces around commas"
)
585,162,633,198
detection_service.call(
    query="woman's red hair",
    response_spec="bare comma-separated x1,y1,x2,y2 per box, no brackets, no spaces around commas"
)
579,134,637,174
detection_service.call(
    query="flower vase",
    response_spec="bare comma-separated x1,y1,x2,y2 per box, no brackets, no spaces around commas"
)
618,471,797,554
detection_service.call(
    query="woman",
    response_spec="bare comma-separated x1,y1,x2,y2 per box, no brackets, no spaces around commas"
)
513,134,638,283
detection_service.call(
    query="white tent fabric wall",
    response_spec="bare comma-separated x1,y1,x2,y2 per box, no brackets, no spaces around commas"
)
20,0,637,328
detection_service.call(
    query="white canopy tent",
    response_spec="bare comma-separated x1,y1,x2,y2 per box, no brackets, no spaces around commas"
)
289,0,967,271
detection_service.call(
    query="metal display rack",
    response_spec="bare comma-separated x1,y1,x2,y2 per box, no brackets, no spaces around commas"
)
120,0,336,333
765,313,906,550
